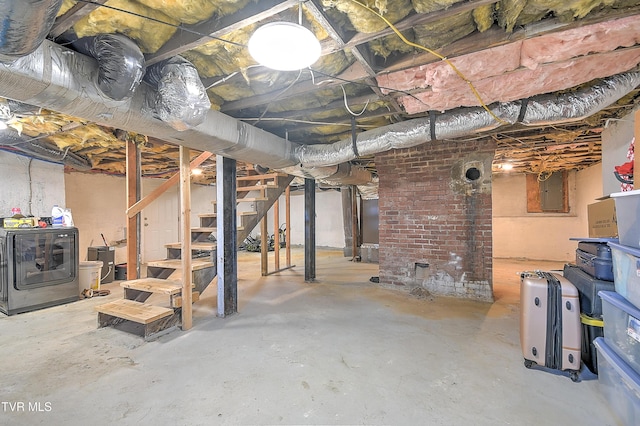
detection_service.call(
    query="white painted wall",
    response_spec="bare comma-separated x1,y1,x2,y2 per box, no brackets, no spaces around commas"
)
251,188,346,248
65,172,216,264
492,164,602,261
0,151,65,217
288,189,344,248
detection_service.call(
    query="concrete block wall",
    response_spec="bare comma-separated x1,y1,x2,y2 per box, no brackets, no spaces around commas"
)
376,139,495,302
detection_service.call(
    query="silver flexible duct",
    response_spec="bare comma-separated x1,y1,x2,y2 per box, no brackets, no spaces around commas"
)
279,162,373,185
294,72,640,168
72,34,146,101
0,0,62,63
143,56,212,131
0,40,298,169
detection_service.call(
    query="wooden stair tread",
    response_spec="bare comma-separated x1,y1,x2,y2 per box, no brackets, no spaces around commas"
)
198,213,216,218
146,258,214,271
236,173,281,181
239,211,257,216
191,227,216,233
120,278,189,295
236,197,267,202
95,299,173,324
165,242,215,250
236,184,272,192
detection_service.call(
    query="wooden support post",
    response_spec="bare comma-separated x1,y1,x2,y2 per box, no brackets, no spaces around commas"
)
274,198,280,271
126,140,140,280
216,156,237,317
285,186,291,268
261,217,268,276
305,178,316,282
635,110,640,189
179,147,193,330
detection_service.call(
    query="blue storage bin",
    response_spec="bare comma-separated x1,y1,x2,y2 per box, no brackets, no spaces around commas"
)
594,337,640,426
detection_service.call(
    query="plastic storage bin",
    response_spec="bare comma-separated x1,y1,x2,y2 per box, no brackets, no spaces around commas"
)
611,190,640,248
609,242,640,308
594,337,640,426
599,291,640,373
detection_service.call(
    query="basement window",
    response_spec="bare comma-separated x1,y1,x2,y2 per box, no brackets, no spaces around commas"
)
526,171,569,213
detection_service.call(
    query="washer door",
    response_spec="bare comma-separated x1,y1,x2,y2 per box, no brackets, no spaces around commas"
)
13,230,76,290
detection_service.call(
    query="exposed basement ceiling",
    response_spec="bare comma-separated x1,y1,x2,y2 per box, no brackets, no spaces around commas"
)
1,0,640,184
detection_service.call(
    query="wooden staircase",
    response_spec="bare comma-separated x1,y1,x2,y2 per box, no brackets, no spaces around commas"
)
95,171,293,340
235,172,294,244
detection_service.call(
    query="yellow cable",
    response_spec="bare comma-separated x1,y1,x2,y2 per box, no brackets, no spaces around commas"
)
347,0,508,125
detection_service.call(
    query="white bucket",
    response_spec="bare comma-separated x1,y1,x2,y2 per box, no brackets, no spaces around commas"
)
79,260,103,296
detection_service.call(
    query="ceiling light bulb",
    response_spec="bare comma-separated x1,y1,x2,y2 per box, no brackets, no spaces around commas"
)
501,163,514,170
248,22,321,71
191,168,203,175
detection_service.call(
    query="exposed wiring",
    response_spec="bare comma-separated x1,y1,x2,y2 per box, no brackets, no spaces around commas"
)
60,146,72,160
308,69,335,86
308,67,425,105
73,1,244,48
205,71,239,90
537,170,553,181
205,65,263,90
256,69,303,124
347,0,508,125
341,85,369,116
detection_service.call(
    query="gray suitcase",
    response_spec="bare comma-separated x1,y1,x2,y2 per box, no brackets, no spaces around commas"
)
520,271,582,382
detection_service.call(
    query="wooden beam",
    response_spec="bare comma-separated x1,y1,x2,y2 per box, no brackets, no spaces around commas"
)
127,151,212,218
126,140,140,280
286,186,291,267
179,146,193,330
50,0,108,38
261,217,268,276
274,198,280,271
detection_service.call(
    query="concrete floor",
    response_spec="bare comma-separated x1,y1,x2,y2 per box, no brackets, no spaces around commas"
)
0,249,617,425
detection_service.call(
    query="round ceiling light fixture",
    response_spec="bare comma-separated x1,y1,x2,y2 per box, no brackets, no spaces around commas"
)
248,22,321,71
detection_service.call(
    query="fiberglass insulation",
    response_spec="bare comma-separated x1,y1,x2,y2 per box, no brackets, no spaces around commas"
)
73,0,179,53
321,0,413,33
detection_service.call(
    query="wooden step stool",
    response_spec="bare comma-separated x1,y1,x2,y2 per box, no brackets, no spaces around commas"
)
95,299,179,341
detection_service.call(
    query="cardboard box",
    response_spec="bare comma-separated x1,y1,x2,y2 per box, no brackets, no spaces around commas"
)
588,198,618,238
